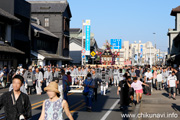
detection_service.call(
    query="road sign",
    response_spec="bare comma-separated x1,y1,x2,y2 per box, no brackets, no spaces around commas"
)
82,55,85,59
91,51,96,57
110,39,122,49
157,54,159,57
91,57,95,59
82,49,86,53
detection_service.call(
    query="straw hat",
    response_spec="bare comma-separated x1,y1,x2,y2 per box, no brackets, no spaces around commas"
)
44,82,60,94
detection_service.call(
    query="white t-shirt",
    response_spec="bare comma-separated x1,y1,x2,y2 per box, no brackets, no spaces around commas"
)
157,74,163,82
118,73,124,81
168,75,177,87
0,70,4,81
144,72,153,83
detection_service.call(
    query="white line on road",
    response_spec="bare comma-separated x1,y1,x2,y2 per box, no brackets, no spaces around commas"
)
100,99,119,120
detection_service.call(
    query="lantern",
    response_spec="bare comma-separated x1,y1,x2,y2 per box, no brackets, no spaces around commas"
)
115,51,117,55
96,51,98,55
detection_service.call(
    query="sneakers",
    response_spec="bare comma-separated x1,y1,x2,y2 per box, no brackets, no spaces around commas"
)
86,107,92,112
173,97,176,100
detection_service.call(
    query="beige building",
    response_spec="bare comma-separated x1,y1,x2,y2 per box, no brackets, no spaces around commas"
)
110,41,130,65
101,40,160,66
130,41,159,66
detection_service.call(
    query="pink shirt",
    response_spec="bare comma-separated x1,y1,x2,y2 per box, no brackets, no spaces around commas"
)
131,80,143,90
153,71,157,79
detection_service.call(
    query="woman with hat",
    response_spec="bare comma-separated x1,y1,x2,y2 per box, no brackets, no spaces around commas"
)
39,82,74,120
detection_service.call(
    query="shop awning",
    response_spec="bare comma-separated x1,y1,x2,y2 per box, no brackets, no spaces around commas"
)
31,50,73,61
31,23,59,39
0,44,24,54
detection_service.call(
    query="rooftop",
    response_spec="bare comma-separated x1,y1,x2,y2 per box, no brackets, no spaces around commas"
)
0,8,20,23
29,1,69,13
171,6,180,16
70,28,81,33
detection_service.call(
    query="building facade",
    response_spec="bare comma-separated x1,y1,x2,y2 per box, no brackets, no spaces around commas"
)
0,0,30,69
167,6,180,66
69,28,98,65
30,1,72,66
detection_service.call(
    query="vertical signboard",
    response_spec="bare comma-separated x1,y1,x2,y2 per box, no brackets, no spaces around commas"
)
85,20,91,55
140,45,143,58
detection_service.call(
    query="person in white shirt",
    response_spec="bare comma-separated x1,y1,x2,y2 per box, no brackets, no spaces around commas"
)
156,71,163,90
113,67,119,86
168,71,177,100
118,69,124,83
0,68,4,87
144,68,153,95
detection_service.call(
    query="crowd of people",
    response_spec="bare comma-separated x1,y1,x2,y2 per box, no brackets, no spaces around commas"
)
0,64,180,119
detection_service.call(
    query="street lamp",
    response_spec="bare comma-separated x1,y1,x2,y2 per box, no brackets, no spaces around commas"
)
149,42,152,68
153,33,156,65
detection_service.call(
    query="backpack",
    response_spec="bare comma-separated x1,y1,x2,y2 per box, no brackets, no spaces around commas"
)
27,71,33,86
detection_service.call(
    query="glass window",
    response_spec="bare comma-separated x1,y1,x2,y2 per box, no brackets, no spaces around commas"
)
45,18,49,27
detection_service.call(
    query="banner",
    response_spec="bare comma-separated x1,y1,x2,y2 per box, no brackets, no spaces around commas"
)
85,20,91,55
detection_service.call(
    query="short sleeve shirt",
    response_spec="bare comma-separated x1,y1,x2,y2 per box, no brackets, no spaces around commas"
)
168,75,177,87
131,80,143,90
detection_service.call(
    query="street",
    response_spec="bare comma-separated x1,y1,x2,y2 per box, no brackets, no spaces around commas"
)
0,0,180,120
0,86,137,120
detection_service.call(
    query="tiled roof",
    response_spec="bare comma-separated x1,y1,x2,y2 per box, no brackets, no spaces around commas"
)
38,50,72,61
0,44,24,54
0,8,20,22
30,1,68,13
171,6,180,16
70,28,81,33
31,23,58,38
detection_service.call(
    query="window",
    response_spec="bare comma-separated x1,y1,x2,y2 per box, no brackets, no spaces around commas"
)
45,18,49,27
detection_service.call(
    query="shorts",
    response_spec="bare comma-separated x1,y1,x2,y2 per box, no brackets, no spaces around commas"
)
136,89,143,94
168,87,176,93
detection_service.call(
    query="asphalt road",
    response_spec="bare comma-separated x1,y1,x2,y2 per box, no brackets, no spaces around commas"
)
0,86,137,120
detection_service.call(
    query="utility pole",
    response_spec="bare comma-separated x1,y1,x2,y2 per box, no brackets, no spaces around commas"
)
153,33,156,65
150,43,152,68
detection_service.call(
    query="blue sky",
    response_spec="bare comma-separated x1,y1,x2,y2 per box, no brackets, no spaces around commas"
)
29,0,180,52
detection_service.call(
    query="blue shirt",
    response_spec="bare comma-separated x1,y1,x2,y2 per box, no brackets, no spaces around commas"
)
83,79,95,97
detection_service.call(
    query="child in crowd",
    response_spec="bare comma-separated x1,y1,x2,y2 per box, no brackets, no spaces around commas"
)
127,77,149,104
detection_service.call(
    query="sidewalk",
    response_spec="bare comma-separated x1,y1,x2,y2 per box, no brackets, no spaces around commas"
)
138,89,180,120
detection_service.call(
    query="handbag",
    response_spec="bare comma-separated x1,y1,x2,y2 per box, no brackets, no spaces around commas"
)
83,80,93,96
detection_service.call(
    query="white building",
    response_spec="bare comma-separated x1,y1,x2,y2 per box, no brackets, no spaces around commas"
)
69,28,98,65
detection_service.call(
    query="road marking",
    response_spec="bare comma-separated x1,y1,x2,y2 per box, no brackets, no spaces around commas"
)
100,99,119,120
69,100,84,109
0,88,81,119
70,102,86,113
31,100,44,106
31,88,80,110
32,103,43,110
